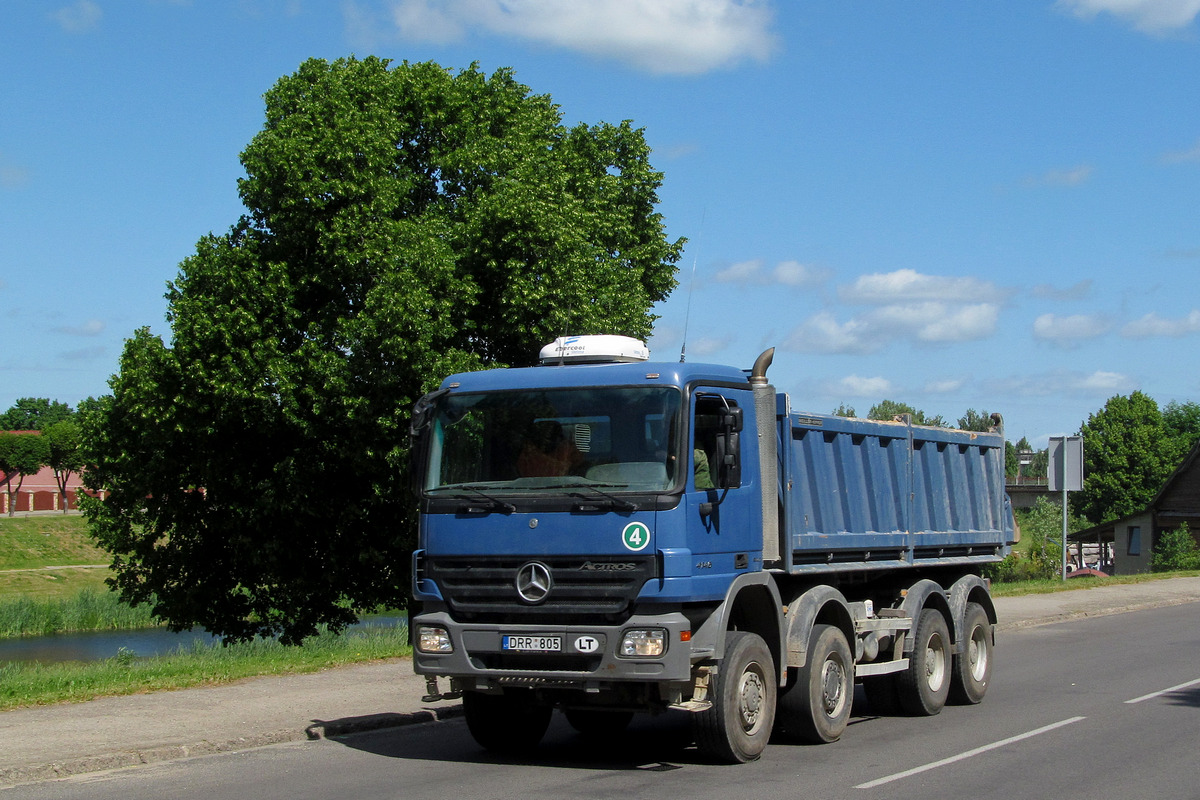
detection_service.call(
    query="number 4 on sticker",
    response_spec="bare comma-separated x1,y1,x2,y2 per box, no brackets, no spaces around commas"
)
622,522,650,551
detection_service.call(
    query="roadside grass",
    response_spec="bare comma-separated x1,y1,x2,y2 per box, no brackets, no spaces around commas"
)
0,515,107,570
0,622,411,711
990,569,1200,597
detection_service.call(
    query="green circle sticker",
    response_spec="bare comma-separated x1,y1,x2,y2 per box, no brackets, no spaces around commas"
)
622,521,651,552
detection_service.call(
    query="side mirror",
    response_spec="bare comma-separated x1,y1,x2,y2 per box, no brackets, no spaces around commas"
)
715,430,741,488
714,406,743,489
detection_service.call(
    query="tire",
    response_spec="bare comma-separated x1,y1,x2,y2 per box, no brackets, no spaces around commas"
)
776,624,854,743
694,631,777,763
564,708,635,738
949,601,992,705
896,608,951,716
463,690,552,755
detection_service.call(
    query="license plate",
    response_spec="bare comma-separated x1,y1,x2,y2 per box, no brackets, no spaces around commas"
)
502,635,561,652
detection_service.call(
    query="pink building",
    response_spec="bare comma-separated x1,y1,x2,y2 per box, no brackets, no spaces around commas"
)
0,431,87,514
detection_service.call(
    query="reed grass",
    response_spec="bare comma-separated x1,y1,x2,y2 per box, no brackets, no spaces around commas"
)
0,588,160,638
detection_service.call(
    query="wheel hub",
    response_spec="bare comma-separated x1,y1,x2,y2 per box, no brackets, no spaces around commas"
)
737,665,765,733
820,659,845,716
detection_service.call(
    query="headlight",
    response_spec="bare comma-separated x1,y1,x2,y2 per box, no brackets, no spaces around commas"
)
620,629,666,657
416,625,453,654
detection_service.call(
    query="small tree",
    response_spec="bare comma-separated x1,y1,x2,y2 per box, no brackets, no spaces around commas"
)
0,432,49,516
43,420,82,512
1151,522,1200,572
956,408,994,432
867,400,946,427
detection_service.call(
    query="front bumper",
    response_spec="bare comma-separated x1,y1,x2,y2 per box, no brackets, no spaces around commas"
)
411,609,696,689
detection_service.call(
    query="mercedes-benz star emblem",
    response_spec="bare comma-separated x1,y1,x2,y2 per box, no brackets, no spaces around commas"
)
515,561,553,604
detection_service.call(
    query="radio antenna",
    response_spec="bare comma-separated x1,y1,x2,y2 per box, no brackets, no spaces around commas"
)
679,209,705,363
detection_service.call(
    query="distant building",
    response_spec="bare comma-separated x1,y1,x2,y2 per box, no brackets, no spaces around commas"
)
1070,439,1200,574
0,430,86,514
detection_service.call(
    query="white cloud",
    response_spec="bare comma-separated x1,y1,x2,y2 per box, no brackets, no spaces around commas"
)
838,269,1005,304
1032,312,1111,346
372,0,778,75
714,259,765,283
989,369,1136,397
714,258,831,287
1031,279,1093,301
54,319,105,337
829,375,894,397
1121,309,1200,338
773,260,831,288
60,346,106,362
685,335,733,357
52,0,102,33
782,311,873,354
1059,0,1200,34
782,302,1000,355
1021,164,1094,187
924,378,965,394
1162,137,1200,164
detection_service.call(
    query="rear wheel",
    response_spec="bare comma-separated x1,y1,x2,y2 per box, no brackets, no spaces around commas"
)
896,608,951,716
776,624,853,743
694,631,777,763
463,690,552,755
949,601,992,705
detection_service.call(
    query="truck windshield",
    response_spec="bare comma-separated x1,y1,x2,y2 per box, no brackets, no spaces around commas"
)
424,387,682,494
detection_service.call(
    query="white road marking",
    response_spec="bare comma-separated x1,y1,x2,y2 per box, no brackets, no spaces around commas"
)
854,716,1087,790
1125,677,1200,704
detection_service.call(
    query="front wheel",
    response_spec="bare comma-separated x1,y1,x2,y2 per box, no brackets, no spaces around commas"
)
463,690,552,755
949,601,992,704
896,608,951,716
694,631,777,763
776,624,854,743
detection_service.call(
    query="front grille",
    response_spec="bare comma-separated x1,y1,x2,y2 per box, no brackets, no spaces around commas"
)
425,555,657,624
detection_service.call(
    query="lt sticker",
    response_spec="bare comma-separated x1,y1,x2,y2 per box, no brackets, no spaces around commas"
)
622,521,650,552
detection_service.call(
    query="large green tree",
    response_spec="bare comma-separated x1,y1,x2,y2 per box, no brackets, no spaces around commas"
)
1163,400,1200,462
81,57,683,644
0,398,73,431
1073,391,1174,524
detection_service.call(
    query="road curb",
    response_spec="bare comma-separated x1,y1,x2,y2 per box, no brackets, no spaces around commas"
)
996,595,1200,631
0,705,465,790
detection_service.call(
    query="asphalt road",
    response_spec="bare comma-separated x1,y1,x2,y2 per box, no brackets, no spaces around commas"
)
5,602,1198,800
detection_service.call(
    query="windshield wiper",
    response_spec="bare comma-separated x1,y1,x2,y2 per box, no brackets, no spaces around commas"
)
443,487,516,514
568,485,639,512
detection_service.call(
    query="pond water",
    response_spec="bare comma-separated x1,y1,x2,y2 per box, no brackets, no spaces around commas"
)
0,615,407,666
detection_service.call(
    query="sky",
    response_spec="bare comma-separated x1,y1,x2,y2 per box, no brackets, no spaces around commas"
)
2,0,1199,447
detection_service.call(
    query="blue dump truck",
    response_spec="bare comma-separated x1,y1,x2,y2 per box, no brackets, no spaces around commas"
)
409,336,1014,762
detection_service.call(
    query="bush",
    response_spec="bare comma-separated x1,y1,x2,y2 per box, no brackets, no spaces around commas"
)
1151,522,1200,572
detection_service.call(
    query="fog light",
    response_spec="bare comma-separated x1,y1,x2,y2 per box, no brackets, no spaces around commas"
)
620,629,666,657
416,625,453,654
